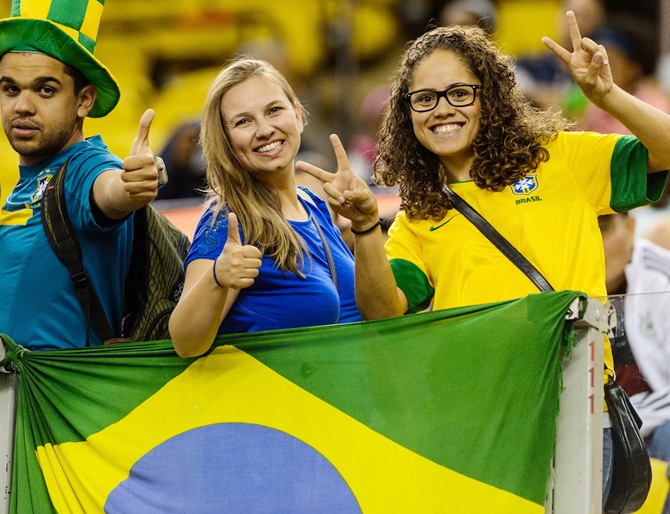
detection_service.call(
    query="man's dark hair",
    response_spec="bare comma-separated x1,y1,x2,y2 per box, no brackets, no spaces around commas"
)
63,63,90,94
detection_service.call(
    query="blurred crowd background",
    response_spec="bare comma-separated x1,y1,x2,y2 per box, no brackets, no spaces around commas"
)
0,0,668,219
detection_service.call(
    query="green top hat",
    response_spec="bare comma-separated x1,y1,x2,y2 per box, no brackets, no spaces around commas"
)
0,0,120,117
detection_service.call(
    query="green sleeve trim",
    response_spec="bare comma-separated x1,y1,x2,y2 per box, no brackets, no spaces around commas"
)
389,258,434,314
610,135,668,212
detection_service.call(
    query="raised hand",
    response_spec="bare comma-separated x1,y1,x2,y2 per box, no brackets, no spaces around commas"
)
213,212,263,290
120,109,161,204
296,134,379,230
542,10,613,106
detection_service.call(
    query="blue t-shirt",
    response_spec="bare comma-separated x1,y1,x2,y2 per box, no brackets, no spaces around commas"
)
185,187,362,334
0,136,130,350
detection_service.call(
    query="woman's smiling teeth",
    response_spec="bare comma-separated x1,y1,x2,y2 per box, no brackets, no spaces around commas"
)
257,140,283,153
433,124,461,134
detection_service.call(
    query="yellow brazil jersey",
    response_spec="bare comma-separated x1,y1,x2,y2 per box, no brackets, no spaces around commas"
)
386,131,667,371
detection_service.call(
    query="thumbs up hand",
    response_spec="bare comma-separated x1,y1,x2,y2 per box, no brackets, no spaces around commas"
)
213,213,263,290
120,109,162,205
129,108,155,157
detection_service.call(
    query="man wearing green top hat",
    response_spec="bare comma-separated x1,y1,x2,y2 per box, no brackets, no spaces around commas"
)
0,0,162,350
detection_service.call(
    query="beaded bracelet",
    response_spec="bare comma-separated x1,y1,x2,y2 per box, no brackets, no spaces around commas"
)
350,219,382,235
212,262,224,288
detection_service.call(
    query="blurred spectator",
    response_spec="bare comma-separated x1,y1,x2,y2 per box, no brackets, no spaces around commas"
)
236,36,302,95
515,0,605,110
633,182,670,251
156,121,207,200
348,83,391,186
438,0,496,34
579,20,669,133
642,212,670,251
599,212,670,514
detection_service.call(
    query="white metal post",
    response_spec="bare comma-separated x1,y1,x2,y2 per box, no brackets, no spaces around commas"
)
546,297,607,513
0,341,18,514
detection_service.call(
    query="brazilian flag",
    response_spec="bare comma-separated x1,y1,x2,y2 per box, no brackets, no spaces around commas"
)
1,291,582,513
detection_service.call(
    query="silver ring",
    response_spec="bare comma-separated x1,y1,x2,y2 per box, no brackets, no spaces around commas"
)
154,156,168,188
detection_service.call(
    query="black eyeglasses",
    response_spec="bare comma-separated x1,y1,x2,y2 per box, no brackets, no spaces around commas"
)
405,84,482,112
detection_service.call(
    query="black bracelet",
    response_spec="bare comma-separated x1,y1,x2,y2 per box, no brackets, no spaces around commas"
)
350,219,382,235
212,262,224,288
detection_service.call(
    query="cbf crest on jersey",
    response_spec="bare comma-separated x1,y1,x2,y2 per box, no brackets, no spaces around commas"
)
510,175,539,196
27,173,52,207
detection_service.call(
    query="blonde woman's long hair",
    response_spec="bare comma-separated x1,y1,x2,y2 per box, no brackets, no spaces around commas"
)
200,57,308,275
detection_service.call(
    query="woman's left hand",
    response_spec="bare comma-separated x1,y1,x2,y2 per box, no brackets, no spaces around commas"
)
542,10,613,107
296,134,379,231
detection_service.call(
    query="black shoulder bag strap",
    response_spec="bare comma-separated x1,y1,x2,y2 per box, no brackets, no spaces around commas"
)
41,159,115,344
443,185,554,292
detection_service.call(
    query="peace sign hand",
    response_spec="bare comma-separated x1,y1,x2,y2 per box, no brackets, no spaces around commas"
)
296,134,379,230
542,10,613,106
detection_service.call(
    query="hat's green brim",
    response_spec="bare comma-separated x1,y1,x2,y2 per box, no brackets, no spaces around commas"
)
0,18,119,117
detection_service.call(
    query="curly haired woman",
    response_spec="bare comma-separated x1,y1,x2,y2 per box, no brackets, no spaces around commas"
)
300,11,668,316
297,12,670,505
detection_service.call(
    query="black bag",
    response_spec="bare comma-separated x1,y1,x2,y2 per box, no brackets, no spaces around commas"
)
41,159,191,344
604,369,653,514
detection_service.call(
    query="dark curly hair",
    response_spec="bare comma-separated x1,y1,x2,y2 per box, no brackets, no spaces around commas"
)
375,25,571,221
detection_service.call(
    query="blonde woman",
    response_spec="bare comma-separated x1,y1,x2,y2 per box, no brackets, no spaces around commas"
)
170,58,361,357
